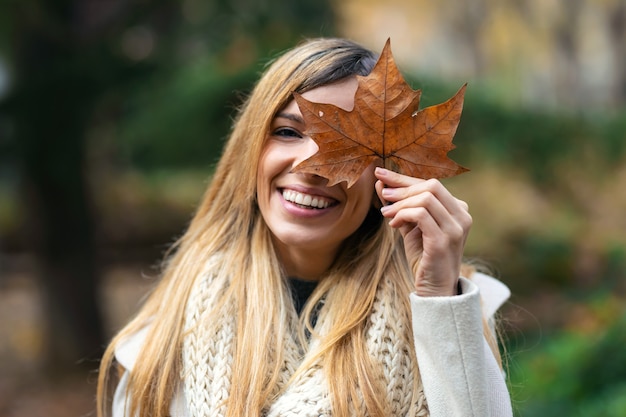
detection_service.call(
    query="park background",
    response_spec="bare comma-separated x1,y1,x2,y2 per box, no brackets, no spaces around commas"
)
0,0,625,415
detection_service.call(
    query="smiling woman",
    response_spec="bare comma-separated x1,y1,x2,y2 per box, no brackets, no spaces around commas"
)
258,78,376,280
97,38,513,417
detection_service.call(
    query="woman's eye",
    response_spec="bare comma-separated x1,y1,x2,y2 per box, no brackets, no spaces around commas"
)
273,127,302,139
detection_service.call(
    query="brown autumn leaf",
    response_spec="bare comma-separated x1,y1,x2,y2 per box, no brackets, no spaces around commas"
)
292,39,469,188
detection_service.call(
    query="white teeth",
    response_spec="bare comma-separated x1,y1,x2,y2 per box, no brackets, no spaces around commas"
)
282,189,332,209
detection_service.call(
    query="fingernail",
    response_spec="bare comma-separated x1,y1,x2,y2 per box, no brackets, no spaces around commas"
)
375,167,387,176
380,205,390,214
381,187,392,197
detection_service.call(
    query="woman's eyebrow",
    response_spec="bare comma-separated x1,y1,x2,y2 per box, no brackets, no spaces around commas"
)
274,112,304,124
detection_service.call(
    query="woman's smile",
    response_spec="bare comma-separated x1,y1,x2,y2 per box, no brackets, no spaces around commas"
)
280,188,337,210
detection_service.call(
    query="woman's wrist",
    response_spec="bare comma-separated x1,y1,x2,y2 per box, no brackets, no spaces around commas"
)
414,278,460,297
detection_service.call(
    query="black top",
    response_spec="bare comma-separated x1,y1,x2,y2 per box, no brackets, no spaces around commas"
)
288,277,319,316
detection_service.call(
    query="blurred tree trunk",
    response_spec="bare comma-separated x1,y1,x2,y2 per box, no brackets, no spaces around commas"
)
608,1,626,105
12,1,106,374
554,0,583,108
458,0,487,77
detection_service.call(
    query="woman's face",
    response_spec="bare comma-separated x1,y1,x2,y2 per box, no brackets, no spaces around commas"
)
257,77,376,278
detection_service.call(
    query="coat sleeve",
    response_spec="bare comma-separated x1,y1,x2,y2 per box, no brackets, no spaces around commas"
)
410,276,513,417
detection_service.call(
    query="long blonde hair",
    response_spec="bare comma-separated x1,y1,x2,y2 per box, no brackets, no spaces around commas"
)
97,38,500,417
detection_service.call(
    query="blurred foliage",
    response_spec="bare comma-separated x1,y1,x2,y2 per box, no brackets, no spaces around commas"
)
114,56,258,170
508,300,626,417
107,0,336,169
0,0,336,171
0,0,336,243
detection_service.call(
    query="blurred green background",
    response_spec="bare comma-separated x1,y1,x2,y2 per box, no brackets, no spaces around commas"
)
0,0,624,415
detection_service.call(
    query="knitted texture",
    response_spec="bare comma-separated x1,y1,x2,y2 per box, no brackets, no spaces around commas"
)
183,268,428,416
183,267,233,416
366,277,428,417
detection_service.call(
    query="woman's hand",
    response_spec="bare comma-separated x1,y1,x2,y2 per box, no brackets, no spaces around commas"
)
374,167,472,297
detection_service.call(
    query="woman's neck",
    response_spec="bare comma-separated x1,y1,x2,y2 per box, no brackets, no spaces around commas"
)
274,240,338,281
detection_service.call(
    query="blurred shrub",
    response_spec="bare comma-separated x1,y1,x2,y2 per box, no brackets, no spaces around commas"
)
507,234,575,288
115,59,258,170
509,306,626,417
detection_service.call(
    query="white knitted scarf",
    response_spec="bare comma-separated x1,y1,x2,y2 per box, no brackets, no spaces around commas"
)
182,268,428,416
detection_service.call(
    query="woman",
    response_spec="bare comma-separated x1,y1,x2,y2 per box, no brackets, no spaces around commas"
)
97,38,513,417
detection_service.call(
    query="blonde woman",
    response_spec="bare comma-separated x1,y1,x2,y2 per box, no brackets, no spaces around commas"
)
97,38,513,417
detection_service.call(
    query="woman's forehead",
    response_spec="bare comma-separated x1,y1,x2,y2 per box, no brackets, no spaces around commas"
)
297,77,358,112
272,77,358,121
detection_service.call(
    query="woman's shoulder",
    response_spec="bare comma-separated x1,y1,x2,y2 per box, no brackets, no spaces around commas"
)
115,325,151,370
470,271,511,318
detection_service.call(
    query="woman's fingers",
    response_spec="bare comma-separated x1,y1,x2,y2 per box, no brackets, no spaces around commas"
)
374,167,471,238
381,190,448,224
375,167,467,218
376,172,471,235
374,177,387,207
374,167,471,296
374,166,417,187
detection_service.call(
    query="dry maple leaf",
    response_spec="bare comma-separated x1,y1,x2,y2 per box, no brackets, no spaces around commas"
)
292,39,469,188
